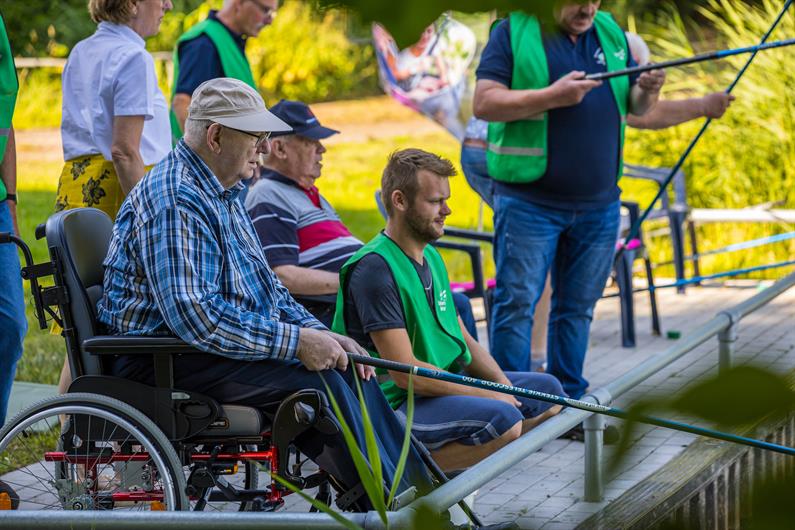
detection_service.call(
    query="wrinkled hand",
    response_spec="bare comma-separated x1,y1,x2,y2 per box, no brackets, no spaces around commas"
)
296,328,347,372
700,92,735,119
637,67,666,95
550,71,602,108
326,331,376,381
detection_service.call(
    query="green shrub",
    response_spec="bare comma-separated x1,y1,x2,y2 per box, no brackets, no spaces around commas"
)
623,0,795,279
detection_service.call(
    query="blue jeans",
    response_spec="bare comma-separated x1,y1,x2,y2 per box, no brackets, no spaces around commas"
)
452,291,478,341
489,195,620,399
460,144,494,209
0,201,27,426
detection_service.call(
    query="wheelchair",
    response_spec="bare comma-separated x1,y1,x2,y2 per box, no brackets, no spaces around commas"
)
0,208,373,512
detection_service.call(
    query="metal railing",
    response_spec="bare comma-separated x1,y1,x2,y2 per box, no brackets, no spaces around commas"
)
2,272,794,529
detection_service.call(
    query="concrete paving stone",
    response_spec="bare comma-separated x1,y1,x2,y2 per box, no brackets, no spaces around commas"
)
539,521,577,530
518,488,558,502
525,506,567,519
476,492,515,506
562,501,609,514
536,496,578,509
548,511,596,526
515,516,549,529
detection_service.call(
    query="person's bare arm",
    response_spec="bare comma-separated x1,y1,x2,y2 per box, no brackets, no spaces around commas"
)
629,69,666,116
172,93,191,133
0,126,18,235
459,318,521,407
369,327,514,403
627,92,735,130
111,115,146,195
473,72,602,123
273,264,340,296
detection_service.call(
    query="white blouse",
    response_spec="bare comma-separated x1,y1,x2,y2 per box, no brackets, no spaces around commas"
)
60,22,170,165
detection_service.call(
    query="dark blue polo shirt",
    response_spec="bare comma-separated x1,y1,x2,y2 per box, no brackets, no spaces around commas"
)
476,19,639,211
174,11,248,96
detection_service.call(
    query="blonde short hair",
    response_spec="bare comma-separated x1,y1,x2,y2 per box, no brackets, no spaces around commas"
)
88,0,138,25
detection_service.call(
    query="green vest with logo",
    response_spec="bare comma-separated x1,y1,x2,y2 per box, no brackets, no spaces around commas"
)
0,13,19,200
170,18,257,141
487,11,630,184
332,233,472,409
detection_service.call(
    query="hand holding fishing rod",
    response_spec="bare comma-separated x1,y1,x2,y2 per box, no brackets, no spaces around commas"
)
586,36,795,81
346,352,795,457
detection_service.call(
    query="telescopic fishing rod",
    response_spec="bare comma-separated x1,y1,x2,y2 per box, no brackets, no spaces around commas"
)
347,353,795,457
603,258,795,297
586,36,795,81
615,0,794,261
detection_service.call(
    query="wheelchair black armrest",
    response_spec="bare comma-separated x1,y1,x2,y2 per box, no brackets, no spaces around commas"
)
83,336,207,389
83,335,206,355
442,226,494,244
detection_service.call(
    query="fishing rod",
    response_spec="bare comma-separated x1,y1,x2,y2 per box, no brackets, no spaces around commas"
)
604,258,795,297
615,0,794,263
347,353,795,457
652,230,795,269
586,36,795,81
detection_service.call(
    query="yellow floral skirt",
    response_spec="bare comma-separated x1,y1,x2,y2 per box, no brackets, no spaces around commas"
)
55,155,125,220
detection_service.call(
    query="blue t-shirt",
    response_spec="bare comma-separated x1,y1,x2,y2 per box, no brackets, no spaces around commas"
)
174,11,248,96
476,19,639,211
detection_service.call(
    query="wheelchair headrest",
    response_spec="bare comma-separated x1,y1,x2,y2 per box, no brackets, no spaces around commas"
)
45,208,113,292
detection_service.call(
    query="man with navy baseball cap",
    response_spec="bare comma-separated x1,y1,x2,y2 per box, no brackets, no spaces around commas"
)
244,100,481,338
244,100,361,326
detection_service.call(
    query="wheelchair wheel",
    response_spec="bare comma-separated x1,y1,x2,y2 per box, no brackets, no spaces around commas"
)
0,393,188,511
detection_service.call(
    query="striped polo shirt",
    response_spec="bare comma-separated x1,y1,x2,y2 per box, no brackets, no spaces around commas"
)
245,169,363,272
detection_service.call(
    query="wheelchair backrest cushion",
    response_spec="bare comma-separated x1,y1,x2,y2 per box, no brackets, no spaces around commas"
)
46,208,113,376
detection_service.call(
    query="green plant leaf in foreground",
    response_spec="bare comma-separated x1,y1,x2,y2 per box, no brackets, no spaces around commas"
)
388,372,414,508
320,372,389,524
609,399,660,475
266,469,363,530
669,365,795,427
317,0,556,47
410,499,455,530
350,362,386,512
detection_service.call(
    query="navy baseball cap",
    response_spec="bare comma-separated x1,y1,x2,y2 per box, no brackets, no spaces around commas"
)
268,99,339,140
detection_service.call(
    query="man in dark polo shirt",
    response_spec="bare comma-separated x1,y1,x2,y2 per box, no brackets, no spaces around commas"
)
473,1,665,399
170,0,279,140
245,100,481,335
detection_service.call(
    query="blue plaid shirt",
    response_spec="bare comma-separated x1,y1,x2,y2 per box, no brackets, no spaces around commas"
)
97,140,325,361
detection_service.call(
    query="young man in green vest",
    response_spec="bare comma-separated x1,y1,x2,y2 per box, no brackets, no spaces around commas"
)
472,1,665,400
0,9,26,432
332,149,564,472
170,0,278,140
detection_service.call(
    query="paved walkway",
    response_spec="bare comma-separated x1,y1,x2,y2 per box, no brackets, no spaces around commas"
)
4,280,794,527
472,280,795,529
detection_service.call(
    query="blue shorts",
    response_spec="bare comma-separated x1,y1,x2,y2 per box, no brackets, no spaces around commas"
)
396,372,565,450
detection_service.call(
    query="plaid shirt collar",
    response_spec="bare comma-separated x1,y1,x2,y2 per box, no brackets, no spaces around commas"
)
175,140,245,204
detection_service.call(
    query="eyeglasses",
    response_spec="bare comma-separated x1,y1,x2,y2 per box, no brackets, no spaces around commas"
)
246,0,277,18
228,126,271,148
213,123,271,148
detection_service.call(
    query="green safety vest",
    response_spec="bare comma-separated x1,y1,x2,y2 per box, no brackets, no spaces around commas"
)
169,18,257,141
487,11,630,184
332,233,472,409
0,12,18,201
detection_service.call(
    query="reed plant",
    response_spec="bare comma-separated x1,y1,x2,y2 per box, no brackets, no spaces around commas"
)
624,0,795,279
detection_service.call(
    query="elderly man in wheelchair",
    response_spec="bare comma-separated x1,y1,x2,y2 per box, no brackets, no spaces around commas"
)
0,78,435,513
